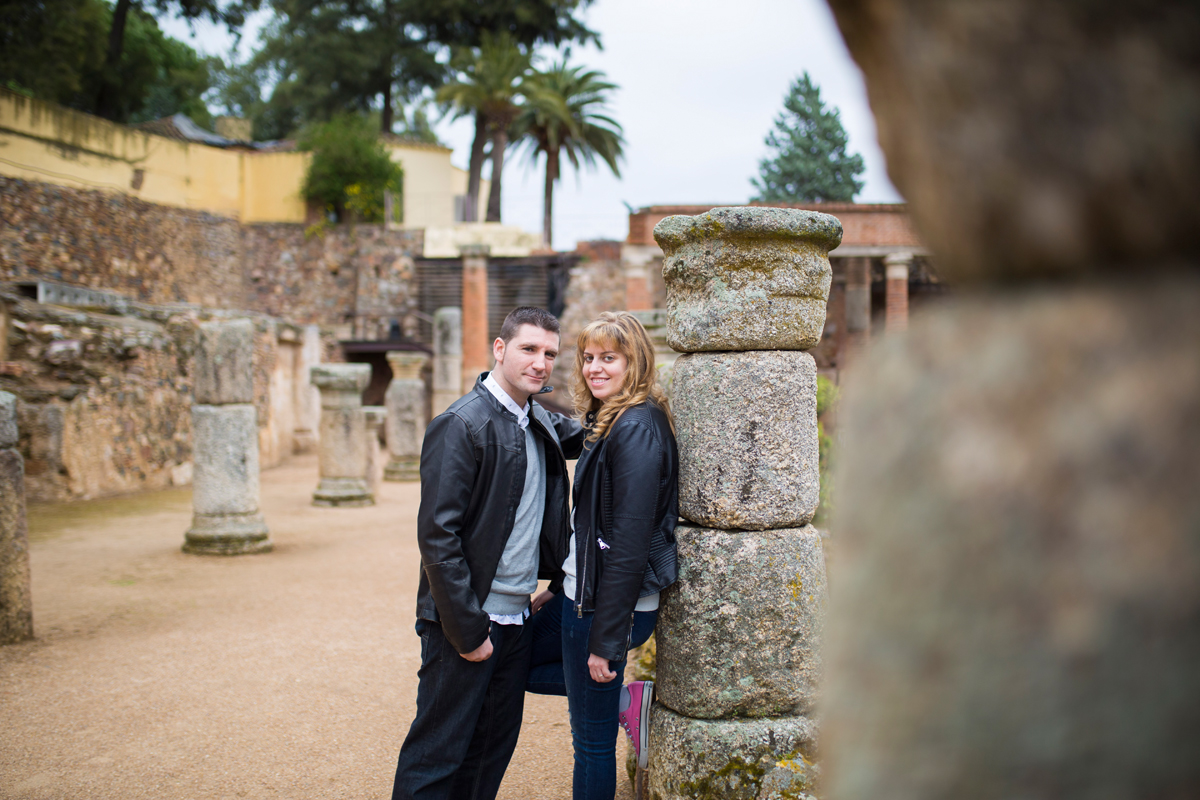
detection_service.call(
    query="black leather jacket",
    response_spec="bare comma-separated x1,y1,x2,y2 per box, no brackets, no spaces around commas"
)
415,374,586,654
571,401,679,662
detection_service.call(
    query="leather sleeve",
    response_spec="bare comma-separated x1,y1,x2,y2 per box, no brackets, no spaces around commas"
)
588,418,662,662
550,412,588,460
417,412,491,655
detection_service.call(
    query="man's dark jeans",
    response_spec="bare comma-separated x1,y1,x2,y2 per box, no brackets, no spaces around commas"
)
527,592,657,800
392,618,532,800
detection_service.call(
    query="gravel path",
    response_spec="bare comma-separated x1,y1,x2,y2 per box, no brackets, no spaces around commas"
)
1,455,633,800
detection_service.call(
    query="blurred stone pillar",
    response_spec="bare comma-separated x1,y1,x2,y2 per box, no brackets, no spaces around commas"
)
0,391,33,644
843,256,872,365
363,406,386,499
884,252,912,333
184,319,272,555
821,3,1200,800
432,307,462,416
650,207,841,799
460,244,491,391
293,324,321,454
384,351,429,481
311,364,373,507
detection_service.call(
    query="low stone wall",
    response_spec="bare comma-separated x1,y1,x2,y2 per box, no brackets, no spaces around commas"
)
0,288,310,502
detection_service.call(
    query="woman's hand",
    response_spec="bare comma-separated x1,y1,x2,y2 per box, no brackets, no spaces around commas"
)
588,653,617,683
531,589,555,615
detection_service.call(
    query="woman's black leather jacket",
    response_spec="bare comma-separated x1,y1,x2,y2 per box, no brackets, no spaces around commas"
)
571,400,679,662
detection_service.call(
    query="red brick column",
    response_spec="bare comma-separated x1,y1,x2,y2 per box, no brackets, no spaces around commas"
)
460,244,490,389
884,253,912,333
625,265,652,311
843,257,872,369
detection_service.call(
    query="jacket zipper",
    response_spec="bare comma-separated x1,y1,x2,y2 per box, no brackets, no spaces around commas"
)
576,524,586,618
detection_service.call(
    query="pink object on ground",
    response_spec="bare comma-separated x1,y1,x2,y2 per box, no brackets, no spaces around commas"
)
619,680,655,770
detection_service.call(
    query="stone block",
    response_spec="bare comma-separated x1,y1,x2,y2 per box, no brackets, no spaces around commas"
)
655,207,839,352
647,705,818,800
0,391,16,449
656,525,827,719
311,363,371,400
822,277,1200,800
384,361,426,482
364,405,385,496
0,449,33,644
194,319,255,405
185,404,271,555
672,351,819,530
189,405,261,516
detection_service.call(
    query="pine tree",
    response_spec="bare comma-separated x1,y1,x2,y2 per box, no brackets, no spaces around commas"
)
752,73,865,203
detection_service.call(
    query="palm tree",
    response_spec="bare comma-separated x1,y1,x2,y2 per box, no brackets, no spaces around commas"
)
515,61,624,248
436,32,531,222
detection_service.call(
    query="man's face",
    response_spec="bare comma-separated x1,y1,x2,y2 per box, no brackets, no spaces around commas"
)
492,324,560,404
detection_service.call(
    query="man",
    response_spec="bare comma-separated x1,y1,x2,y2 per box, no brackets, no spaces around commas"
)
392,306,586,800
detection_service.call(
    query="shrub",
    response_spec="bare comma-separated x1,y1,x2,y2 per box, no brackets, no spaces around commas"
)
298,114,403,223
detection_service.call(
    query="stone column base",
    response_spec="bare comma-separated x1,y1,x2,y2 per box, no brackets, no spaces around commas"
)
183,512,272,555
313,477,374,507
384,459,420,482
647,706,818,800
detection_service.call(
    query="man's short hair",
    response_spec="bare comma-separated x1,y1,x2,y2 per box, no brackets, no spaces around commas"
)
499,307,560,343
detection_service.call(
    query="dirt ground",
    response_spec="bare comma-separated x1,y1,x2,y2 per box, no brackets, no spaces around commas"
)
0,455,634,800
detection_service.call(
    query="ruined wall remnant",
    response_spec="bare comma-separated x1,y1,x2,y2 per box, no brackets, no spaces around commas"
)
183,319,271,556
650,207,840,800
0,391,33,643
384,351,428,481
820,2,1200,799
431,307,462,417
311,364,373,507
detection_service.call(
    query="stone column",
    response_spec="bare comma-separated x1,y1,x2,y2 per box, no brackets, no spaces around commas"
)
293,324,321,454
363,406,386,498
384,351,429,481
650,206,840,799
432,306,462,416
884,252,912,332
184,319,272,556
842,256,872,365
460,244,491,392
0,391,33,644
311,363,373,507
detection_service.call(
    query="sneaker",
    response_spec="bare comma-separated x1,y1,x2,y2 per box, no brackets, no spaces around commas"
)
618,680,654,770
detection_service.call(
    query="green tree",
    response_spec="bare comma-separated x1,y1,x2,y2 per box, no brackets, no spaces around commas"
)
1,0,218,126
299,113,404,223
752,72,865,203
514,60,623,248
436,32,531,223
94,0,258,120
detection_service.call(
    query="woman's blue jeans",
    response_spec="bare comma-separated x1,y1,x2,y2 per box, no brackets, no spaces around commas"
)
527,592,657,800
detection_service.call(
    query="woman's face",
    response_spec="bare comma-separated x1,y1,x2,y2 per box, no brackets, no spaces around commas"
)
582,340,628,403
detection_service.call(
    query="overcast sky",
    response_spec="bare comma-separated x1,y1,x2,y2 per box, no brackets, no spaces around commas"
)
162,0,901,250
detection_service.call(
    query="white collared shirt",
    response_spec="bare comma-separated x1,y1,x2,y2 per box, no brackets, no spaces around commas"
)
483,372,530,430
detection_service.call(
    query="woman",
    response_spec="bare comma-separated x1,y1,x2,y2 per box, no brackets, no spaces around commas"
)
528,311,679,800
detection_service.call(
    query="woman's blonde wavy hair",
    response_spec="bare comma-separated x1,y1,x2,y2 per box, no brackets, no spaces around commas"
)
572,311,673,442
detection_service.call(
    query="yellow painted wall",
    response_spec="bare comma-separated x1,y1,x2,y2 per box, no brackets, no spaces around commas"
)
0,89,479,228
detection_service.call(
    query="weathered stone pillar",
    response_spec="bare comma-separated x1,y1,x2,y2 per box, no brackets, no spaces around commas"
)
293,324,321,454
384,351,429,481
884,252,911,332
460,244,491,392
0,391,33,644
184,319,272,556
650,207,840,799
432,307,463,416
363,405,386,498
820,3,1200,800
311,364,373,507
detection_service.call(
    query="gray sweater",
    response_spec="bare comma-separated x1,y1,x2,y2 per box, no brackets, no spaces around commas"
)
482,424,546,617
